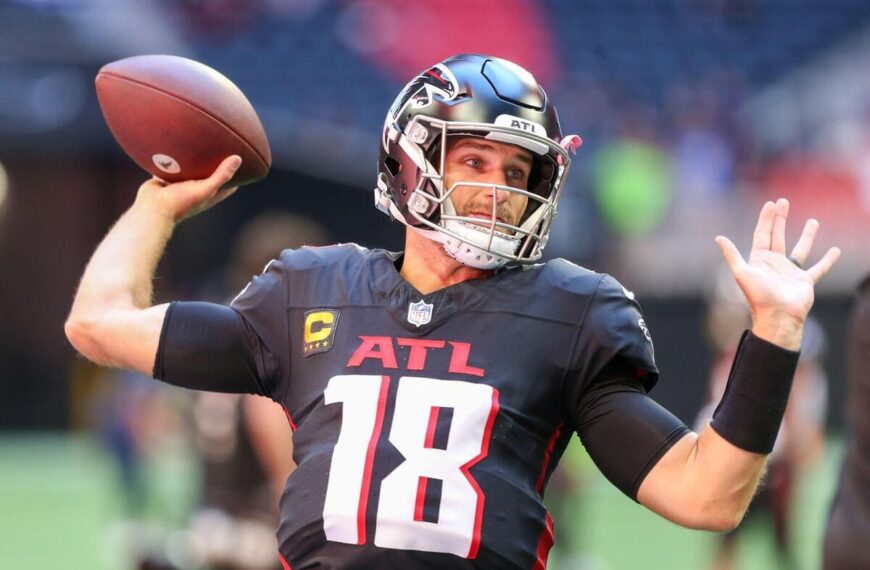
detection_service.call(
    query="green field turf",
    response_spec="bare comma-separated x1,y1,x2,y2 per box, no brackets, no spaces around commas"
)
0,434,843,570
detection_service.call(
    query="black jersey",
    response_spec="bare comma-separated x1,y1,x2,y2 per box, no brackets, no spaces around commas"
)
823,275,870,570
159,244,674,569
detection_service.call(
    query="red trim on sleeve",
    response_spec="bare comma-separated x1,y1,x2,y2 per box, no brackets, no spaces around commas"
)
281,404,297,431
357,375,391,544
460,388,500,559
532,513,555,570
279,553,292,570
535,423,564,494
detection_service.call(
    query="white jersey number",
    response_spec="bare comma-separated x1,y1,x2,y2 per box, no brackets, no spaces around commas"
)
322,374,498,558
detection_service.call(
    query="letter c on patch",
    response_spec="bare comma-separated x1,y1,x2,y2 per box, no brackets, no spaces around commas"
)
305,311,335,343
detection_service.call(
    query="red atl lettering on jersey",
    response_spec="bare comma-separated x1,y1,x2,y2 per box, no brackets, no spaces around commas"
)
346,336,398,369
447,341,484,377
397,338,445,370
347,336,485,377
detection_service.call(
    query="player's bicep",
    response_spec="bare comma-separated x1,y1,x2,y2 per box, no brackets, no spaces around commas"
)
154,301,277,397
573,364,689,501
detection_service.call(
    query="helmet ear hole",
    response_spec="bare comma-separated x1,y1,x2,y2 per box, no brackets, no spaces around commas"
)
528,157,556,198
538,161,555,183
384,156,402,177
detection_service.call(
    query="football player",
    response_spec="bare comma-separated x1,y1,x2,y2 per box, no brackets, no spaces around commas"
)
66,54,840,569
823,273,870,570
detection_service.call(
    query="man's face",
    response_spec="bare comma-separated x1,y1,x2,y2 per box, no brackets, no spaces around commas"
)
442,137,533,231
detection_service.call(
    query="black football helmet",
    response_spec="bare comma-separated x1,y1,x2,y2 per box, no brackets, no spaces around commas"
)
375,53,581,269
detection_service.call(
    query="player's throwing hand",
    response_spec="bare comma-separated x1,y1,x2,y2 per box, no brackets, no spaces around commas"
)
714,198,841,349
134,155,242,223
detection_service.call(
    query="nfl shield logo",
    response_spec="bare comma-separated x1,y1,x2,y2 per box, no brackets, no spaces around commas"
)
407,300,433,327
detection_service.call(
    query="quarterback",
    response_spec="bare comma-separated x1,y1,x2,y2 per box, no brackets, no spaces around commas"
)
66,54,840,569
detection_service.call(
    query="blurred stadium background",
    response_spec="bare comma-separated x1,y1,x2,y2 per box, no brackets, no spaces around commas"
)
0,0,868,568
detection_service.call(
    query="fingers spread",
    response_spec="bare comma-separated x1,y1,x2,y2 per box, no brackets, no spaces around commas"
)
807,246,842,284
789,218,819,265
770,198,789,254
752,201,775,252
715,235,746,274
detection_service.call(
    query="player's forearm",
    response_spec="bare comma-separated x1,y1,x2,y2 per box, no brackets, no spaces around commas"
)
638,427,766,531
640,331,799,531
66,200,175,366
67,159,242,370
70,201,174,315
690,426,766,526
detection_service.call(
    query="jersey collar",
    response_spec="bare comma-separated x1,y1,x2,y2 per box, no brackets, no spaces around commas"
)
369,249,482,332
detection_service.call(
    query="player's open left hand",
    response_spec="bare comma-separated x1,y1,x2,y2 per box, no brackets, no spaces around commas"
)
715,198,841,339
133,155,242,223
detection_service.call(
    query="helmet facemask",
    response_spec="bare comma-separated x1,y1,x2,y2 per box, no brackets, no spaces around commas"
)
377,115,575,269
375,54,581,270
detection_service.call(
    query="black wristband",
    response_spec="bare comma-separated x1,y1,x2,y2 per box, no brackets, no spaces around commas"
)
709,331,801,454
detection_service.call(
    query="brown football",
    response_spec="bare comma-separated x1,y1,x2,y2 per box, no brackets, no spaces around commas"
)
96,55,271,187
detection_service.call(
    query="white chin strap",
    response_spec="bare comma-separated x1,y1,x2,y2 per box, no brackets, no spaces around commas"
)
421,190,523,270
410,221,520,270
440,219,521,270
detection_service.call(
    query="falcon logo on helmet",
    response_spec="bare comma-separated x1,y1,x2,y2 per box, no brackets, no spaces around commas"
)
375,54,582,270
383,64,460,151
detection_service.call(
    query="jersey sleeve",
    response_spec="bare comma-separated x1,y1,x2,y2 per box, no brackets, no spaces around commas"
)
571,362,689,500
562,275,684,499
154,301,275,396
563,273,659,436
154,257,289,400
571,273,658,395
228,257,290,399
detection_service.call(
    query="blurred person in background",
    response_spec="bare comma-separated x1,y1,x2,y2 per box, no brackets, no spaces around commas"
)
542,442,597,570
72,298,196,563
823,273,870,570
169,213,326,570
83,214,324,570
85,367,189,519
65,54,841,568
698,267,828,570
591,103,672,240
142,212,326,570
